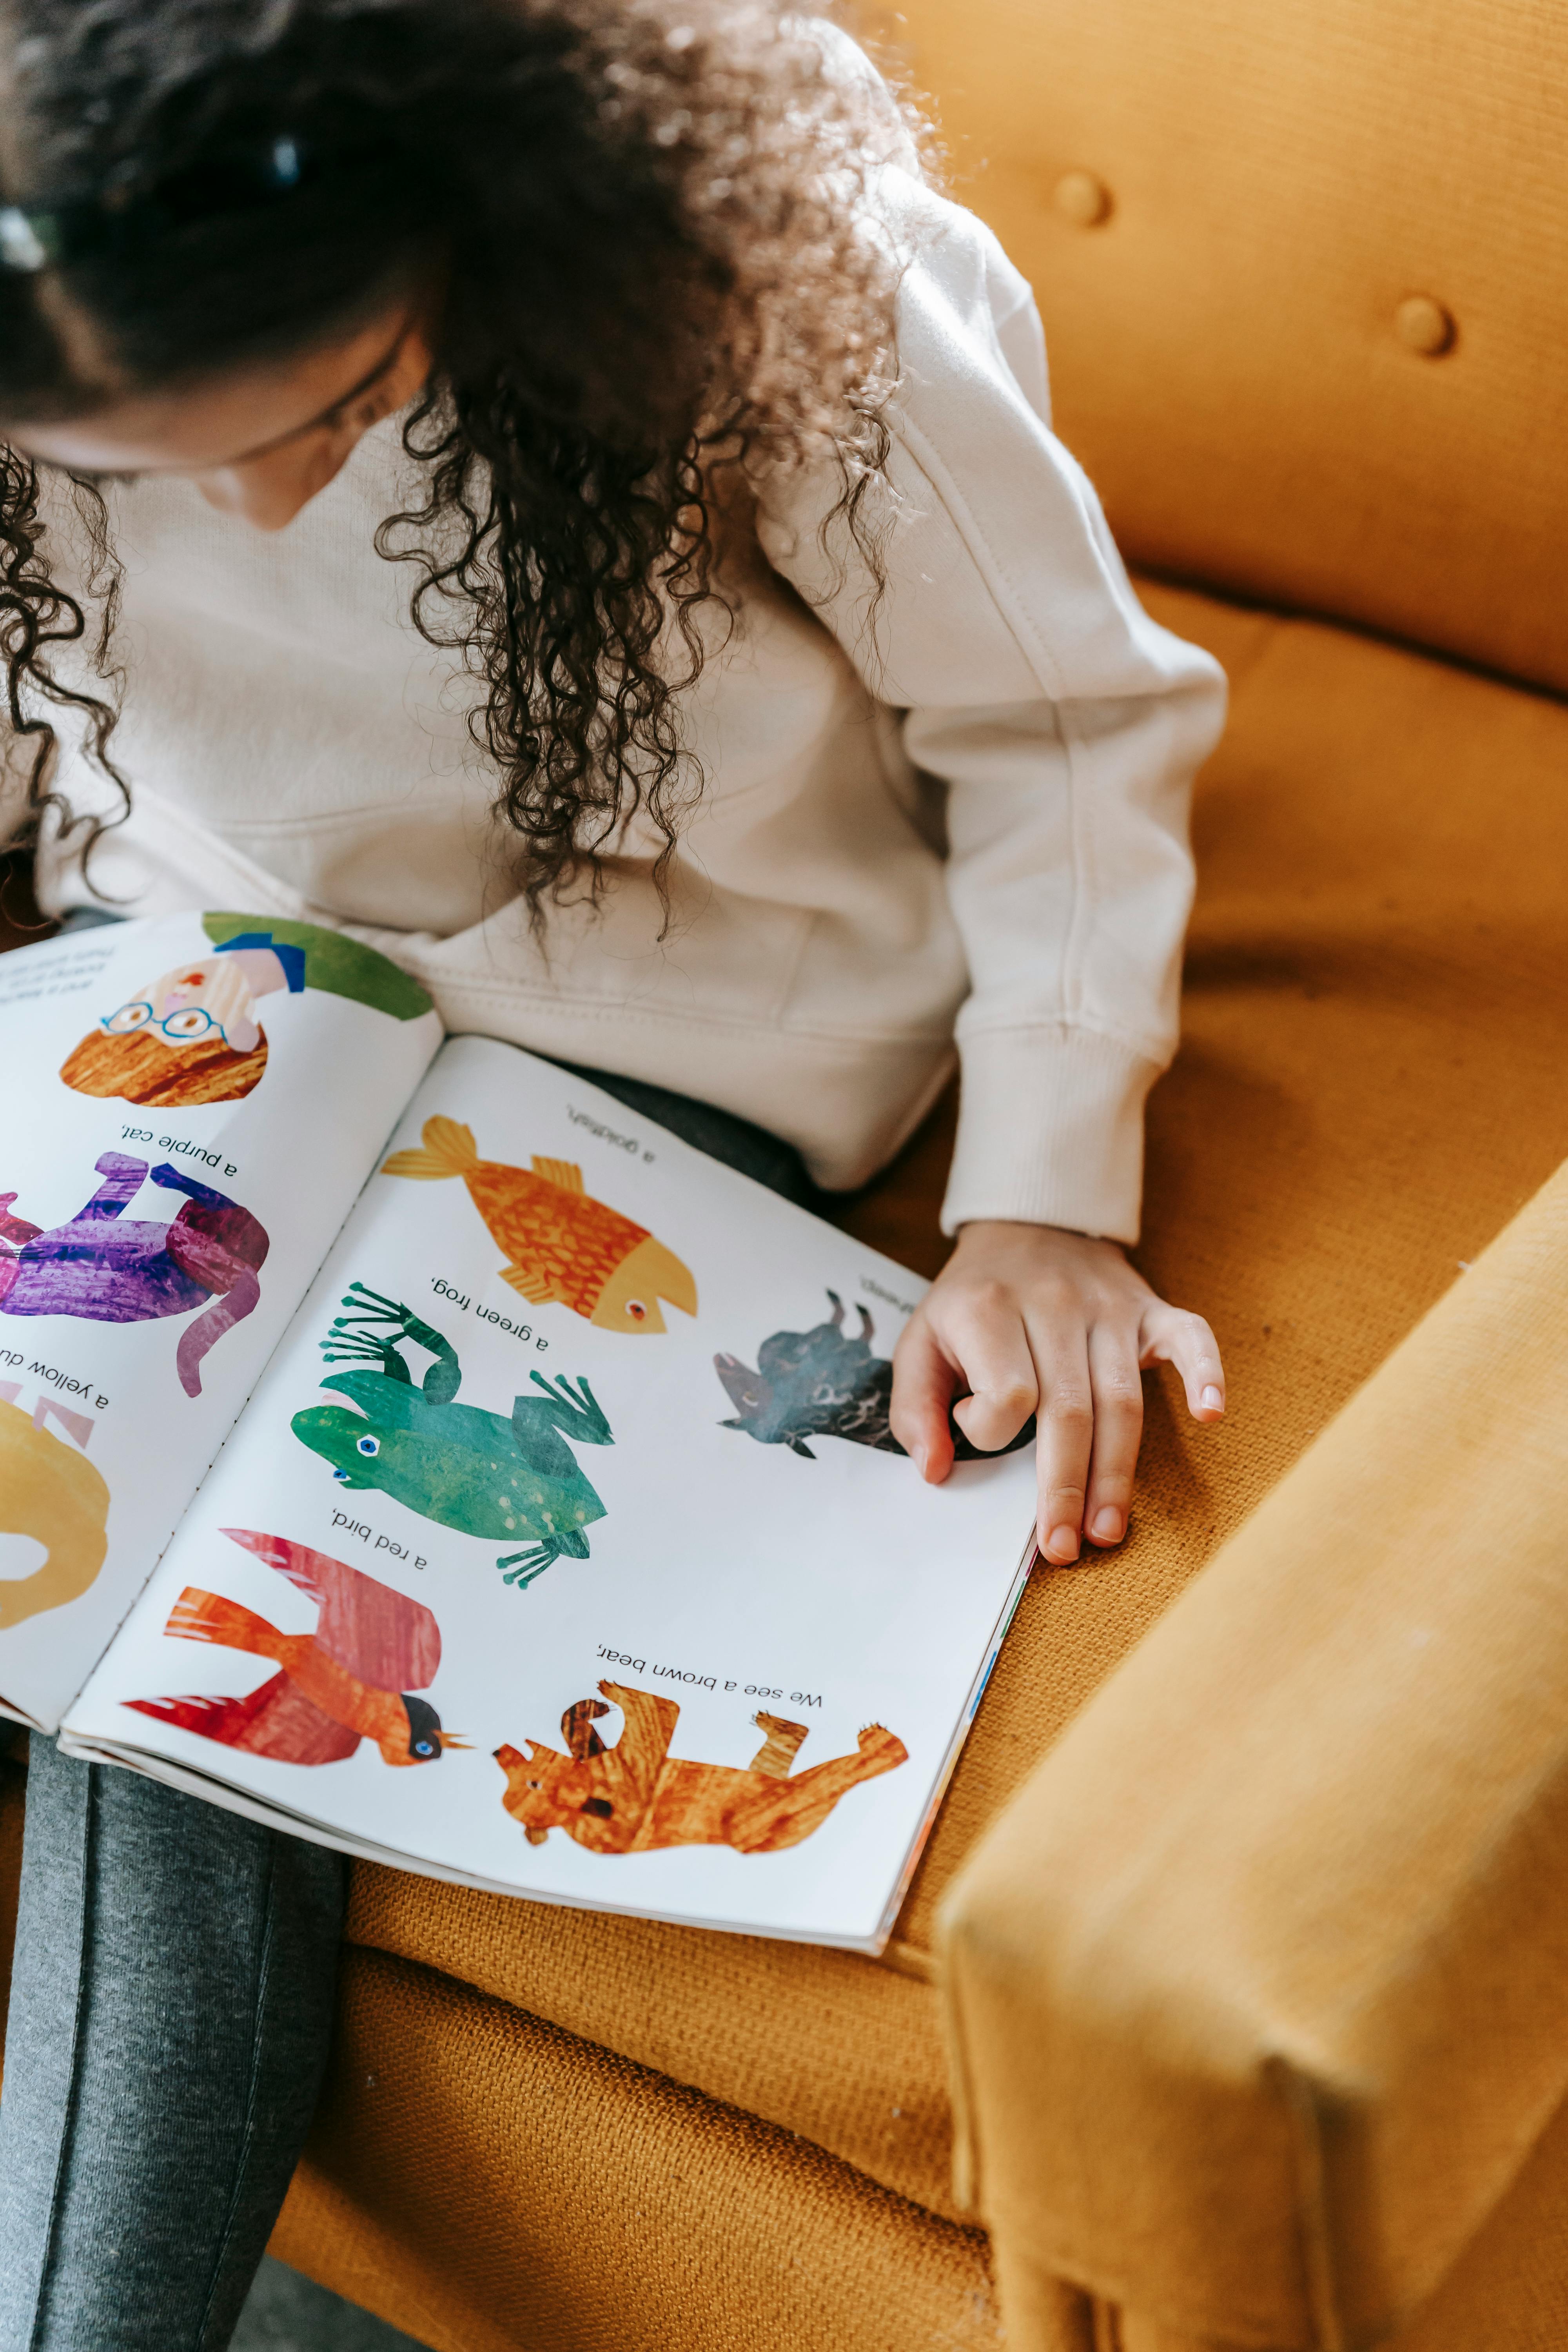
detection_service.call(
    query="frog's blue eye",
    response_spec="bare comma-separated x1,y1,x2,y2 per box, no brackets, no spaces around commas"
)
414,1739,436,1758
332,1468,350,1483
356,1435,380,1457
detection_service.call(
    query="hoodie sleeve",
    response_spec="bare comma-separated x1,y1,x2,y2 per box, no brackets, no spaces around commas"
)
753,174,1226,1242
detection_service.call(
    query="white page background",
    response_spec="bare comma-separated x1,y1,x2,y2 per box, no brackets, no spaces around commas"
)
68,1036,1036,1945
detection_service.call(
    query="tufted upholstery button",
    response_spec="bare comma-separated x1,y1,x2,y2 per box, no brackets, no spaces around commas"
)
1053,170,1113,227
1394,294,1457,356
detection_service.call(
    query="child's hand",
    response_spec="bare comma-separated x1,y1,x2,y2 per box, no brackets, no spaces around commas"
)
889,1220,1225,1564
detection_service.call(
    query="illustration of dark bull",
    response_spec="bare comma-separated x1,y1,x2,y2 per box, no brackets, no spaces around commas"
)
714,1290,1034,1462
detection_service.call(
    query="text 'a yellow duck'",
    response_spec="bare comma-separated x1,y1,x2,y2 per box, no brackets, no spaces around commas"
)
382,1118,698,1334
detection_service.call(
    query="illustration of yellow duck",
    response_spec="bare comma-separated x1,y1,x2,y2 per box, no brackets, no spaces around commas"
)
382,1118,698,1334
0,1399,111,1628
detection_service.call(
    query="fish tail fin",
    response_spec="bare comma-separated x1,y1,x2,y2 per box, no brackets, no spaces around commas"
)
382,1117,479,1183
165,1586,285,1664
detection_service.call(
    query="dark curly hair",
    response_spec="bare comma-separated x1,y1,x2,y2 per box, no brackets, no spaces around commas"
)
0,0,918,914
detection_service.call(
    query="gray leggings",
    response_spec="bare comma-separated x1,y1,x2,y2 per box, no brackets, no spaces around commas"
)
0,999,813,2350
0,1739,346,2352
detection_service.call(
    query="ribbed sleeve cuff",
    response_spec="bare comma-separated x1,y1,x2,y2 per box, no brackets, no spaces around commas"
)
940,1025,1160,1242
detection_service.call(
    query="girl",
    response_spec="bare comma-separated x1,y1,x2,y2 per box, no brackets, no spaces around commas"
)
0,1,1227,2341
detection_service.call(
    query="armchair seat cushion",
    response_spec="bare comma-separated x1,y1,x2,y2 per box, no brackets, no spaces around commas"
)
340,576,1568,2224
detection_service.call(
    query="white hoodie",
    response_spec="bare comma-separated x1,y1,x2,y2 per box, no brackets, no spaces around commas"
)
22,160,1224,1241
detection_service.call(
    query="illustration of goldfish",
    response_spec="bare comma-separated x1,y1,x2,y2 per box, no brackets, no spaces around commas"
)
382,1118,697,1335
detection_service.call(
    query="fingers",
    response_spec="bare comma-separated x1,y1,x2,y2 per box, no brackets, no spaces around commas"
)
1031,1321,1093,1566
945,1284,1041,1455
888,1316,960,1483
1140,1302,1226,1421
894,1223,1225,1572
1082,1323,1145,1549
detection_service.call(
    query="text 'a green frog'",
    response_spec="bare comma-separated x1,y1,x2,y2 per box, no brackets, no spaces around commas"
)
289,1285,613,1588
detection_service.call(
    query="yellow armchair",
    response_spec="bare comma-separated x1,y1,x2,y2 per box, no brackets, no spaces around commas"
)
942,1162,1568,2352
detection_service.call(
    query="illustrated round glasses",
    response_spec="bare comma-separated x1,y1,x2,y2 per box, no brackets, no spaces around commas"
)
101,1000,233,1046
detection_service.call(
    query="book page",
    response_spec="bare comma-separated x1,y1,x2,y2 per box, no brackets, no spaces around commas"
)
66,1038,1036,1949
0,912,442,1728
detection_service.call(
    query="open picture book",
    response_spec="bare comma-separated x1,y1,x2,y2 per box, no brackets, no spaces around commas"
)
0,909,1037,1953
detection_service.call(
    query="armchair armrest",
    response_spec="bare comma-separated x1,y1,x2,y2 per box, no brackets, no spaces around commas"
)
937,1161,1568,2352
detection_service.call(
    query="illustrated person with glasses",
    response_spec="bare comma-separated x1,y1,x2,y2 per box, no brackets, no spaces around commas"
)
58,919,434,1105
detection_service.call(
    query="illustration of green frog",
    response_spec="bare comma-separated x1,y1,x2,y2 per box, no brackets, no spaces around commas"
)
290,1284,613,1588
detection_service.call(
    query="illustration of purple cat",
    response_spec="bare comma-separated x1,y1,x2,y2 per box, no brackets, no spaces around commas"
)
0,1154,269,1397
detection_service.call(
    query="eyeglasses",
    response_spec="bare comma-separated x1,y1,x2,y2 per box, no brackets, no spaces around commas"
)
101,1000,232,1047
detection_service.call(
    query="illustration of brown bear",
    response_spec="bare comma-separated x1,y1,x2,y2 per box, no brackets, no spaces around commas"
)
494,1680,907,1855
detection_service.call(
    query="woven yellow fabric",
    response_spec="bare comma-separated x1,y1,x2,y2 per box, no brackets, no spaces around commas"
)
1398,2102,1568,2352
271,1947,1008,2352
940,1154,1568,2348
343,1878,961,2219
897,0,1568,696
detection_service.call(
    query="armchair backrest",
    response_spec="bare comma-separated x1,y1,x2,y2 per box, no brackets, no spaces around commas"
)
900,0,1568,694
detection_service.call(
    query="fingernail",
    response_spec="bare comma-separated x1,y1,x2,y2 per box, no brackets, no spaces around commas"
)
1046,1525,1080,1564
913,1446,928,1478
1200,1386,1224,1413
1090,1507,1123,1543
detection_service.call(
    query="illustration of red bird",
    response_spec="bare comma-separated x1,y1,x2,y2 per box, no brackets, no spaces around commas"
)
125,1526,466,1767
